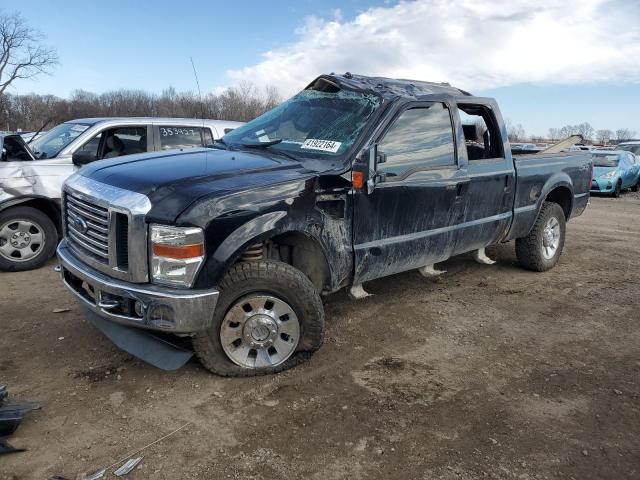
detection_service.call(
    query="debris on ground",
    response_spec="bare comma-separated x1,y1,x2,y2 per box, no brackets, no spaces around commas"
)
0,385,40,455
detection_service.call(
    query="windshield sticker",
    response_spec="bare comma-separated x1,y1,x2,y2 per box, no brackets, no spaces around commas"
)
301,139,342,153
70,124,89,133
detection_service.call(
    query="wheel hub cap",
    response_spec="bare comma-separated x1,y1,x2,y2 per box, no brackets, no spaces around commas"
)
220,294,300,369
244,315,277,345
0,220,44,262
541,216,560,260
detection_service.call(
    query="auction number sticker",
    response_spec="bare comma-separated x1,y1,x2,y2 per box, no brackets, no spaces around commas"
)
301,139,342,153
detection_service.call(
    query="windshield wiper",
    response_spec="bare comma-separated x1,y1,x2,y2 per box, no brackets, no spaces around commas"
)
240,139,299,162
241,139,283,147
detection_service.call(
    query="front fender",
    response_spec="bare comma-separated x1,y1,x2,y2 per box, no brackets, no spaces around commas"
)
193,203,352,291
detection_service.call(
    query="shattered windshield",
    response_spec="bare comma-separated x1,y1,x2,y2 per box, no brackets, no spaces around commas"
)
30,122,92,159
592,154,620,167
222,88,381,158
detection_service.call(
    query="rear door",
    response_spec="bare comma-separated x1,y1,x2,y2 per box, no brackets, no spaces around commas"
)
353,101,470,283
449,102,515,255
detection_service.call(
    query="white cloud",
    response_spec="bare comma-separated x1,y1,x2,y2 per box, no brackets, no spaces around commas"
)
227,0,640,95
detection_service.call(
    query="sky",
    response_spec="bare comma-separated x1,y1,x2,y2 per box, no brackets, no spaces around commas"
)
7,0,640,137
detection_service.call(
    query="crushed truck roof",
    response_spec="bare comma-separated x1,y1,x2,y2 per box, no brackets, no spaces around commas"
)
309,72,472,101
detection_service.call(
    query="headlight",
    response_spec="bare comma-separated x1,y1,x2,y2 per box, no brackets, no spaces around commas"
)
150,224,204,287
600,170,618,179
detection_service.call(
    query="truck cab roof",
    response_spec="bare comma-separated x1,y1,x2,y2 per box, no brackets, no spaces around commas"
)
311,73,472,102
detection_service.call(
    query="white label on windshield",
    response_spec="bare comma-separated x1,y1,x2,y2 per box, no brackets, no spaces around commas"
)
301,139,342,153
70,124,89,132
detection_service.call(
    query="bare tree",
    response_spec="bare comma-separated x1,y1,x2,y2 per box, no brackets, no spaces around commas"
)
616,128,636,142
548,128,560,141
0,11,59,96
506,121,526,142
595,129,612,144
575,122,594,141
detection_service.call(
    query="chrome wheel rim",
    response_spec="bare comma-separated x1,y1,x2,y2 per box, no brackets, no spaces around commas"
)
0,219,45,262
220,294,300,368
541,216,560,260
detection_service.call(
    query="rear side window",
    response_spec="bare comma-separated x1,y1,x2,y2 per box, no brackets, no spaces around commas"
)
458,104,504,161
158,126,206,150
377,103,456,180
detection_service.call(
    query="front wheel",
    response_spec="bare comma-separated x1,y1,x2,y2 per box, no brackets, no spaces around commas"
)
193,261,325,377
0,206,58,272
612,180,622,197
515,202,566,272
631,179,639,192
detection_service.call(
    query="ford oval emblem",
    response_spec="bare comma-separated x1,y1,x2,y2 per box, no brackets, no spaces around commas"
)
74,216,88,234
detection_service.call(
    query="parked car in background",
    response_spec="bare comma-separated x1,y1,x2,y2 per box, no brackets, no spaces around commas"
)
590,150,640,197
0,117,243,271
616,141,640,156
568,144,593,152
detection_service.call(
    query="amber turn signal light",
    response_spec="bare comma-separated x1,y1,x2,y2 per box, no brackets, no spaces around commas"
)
352,171,364,189
152,243,204,259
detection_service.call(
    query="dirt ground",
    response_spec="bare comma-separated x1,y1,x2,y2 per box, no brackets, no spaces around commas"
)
1,194,639,480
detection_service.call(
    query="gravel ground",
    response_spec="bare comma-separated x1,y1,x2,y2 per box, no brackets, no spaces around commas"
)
1,194,639,479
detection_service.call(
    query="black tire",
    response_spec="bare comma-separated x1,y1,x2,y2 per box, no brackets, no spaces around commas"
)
631,180,639,193
613,180,622,197
515,202,566,272
0,206,58,272
193,260,325,377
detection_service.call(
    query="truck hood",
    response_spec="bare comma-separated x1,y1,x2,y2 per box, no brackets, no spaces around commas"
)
78,147,321,222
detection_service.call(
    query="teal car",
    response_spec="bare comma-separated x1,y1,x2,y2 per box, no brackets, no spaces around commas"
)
590,151,640,197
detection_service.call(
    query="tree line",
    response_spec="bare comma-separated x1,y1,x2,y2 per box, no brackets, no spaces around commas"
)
0,83,281,132
508,121,637,144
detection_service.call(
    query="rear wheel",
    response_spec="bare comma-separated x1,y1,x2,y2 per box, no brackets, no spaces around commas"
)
0,206,57,272
193,261,325,377
631,179,639,192
515,202,566,272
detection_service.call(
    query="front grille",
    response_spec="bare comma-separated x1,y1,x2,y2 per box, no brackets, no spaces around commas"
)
65,192,110,263
62,176,151,283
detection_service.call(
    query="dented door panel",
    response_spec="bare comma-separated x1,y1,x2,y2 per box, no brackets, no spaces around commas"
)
353,166,468,283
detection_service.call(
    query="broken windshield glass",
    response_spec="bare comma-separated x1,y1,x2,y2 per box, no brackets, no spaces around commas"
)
223,88,381,159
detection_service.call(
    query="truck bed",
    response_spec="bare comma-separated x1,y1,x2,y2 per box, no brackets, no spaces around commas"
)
506,151,592,240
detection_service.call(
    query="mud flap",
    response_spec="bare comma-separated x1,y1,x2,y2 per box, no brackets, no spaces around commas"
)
82,307,193,371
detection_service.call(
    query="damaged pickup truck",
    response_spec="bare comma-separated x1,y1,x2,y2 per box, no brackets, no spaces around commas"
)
57,73,592,376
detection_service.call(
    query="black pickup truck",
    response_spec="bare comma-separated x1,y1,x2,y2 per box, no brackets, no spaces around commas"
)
57,73,592,376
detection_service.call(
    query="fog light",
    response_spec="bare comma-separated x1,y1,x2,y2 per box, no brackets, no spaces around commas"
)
148,303,175,329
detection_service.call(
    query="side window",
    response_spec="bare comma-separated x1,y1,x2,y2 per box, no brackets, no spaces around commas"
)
377,103,456,180
76,132,103,161
458,104,504,161
203,128,214,147
103,126,147,159
158,126,204,150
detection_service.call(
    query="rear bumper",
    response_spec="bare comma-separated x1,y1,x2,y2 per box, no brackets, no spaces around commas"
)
57,239,218,333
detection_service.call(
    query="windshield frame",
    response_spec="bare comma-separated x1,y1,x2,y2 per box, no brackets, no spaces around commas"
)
30,121,95,159
221,86,384,168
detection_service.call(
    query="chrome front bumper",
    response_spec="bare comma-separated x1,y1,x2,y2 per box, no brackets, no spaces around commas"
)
57,239,218,333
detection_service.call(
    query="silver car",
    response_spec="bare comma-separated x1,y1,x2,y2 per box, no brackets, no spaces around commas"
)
0,117,243,271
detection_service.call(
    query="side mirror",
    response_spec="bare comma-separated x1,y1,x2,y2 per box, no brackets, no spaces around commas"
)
353,144,385,194
72,150,96,167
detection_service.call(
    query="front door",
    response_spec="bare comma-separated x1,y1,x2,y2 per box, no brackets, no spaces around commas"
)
353,102,469,283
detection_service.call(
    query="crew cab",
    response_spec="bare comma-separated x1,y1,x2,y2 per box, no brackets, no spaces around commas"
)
0,118,242,271
56,74,592,376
